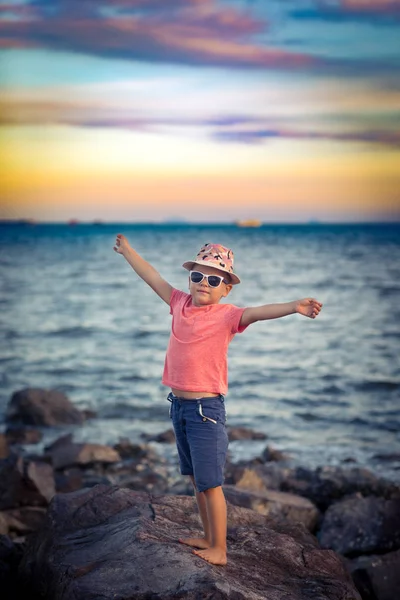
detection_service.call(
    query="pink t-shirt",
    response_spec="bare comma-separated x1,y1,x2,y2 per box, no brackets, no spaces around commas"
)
162,289,248,395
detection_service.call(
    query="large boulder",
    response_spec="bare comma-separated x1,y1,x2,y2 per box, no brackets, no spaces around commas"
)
319,495,400,556
226,463,400,510
347,549,400,600
6,388,85,426
18,485,361,600
223,484,320,532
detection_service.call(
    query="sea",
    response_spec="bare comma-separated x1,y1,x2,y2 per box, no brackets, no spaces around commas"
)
1,222,399,483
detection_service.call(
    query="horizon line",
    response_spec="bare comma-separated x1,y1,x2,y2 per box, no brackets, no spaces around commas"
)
1,219,399,226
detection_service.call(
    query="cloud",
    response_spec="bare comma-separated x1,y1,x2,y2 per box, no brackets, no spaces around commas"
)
213,127,400,148
1,95,398,149
0,0,319,70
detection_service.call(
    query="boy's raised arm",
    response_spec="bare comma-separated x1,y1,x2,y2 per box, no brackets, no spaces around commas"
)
240,298,322,327
113,234,173,305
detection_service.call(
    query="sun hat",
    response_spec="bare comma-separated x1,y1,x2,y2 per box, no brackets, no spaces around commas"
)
182,242,241,285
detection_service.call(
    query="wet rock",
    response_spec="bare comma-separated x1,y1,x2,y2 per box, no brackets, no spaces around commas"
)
0,434,9,459
140,428,176,443
0,535,24,599
113,438,160,459
6,388,85,426
319,495,400,556
226,426,267,441
227,463,400,511
0,507,47,538
280,466,400,510
223,484,320,531
45,435,121,470
5,426,43,445
225,461,286,491
0,454,55,510
347,549,400,600
260,445,289,462
234,466,267,492
18,485,361,600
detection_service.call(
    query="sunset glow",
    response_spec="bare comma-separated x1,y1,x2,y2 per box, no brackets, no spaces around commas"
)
0,0,399,223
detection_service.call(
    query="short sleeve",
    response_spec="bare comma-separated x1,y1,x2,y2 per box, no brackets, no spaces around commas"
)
169,288,190,315
225,304,248,334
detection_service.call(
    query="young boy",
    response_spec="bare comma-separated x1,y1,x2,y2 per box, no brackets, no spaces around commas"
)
113,235,322,566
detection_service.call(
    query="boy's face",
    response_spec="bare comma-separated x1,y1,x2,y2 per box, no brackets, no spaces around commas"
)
189,265,233,307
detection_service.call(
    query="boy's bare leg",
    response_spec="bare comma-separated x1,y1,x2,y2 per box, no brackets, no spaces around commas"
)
193,485,227,566
179,476,212,549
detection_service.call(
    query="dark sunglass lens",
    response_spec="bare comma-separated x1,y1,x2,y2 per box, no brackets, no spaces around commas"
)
191,272,203,283
208,276,221,287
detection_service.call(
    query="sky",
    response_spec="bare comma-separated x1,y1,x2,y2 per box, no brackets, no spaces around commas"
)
0,0,399,223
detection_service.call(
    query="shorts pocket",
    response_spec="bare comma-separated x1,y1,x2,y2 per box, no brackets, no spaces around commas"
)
196,401,225,425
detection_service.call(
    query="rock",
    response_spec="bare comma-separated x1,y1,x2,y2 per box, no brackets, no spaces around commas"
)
225,461,287,491
5,426,43,445
0,454,55,510
0,535,24,599
6,388,85,426
18,484,361,600
0,435,9,459
226,426,267,441
45,436,121,470
140,429,176,443
223,484,320,531
280,466,400,510
142,426,267,444
227,463,400,511
0,507,47,538
319,495,400,556
347,549,400,600
114,438,159,459
234,466,267,492
260,445,289,462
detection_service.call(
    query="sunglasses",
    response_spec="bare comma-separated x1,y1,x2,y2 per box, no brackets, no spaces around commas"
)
190,270,228,288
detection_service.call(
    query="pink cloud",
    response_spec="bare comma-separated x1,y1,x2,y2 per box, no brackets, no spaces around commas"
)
0,1,319,70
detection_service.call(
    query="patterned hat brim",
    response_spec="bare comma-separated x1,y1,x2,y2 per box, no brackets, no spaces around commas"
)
182,260,241,285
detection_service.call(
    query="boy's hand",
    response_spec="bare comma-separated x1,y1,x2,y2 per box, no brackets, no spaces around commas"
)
295,298,323,319
113,233,130,255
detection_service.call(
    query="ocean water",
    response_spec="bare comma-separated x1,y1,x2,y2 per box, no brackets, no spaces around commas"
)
1,222,399,482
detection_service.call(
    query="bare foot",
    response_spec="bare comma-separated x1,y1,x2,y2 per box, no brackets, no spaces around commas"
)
179,537,211,549
193,547,227,566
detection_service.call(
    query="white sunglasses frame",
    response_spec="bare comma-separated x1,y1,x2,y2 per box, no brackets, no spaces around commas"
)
189,270,228,288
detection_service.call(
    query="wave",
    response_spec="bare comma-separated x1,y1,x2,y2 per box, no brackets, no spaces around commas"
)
353,380,400,392
46,326,100,337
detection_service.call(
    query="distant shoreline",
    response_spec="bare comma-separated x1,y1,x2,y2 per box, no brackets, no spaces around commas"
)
1,219,399,227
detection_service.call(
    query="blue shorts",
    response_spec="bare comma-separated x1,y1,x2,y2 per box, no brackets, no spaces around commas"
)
167,392,229,493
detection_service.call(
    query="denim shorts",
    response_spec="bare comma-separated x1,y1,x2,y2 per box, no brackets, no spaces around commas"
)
167,392,229,493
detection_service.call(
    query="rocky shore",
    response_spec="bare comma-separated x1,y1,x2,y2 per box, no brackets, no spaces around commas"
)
1,388,399,599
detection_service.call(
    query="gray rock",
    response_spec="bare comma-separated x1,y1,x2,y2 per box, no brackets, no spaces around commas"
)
226,463,400,511
319,495,400,556
0,535,24,599
347,549,400,600
0,454,55,510
6,388,85,426
227,426,267,441
0,435,9,460
140,429,176,443
0,507,47,538
5,426,43,445
223,484,320,532
45,435,121,470
18,484,361,600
